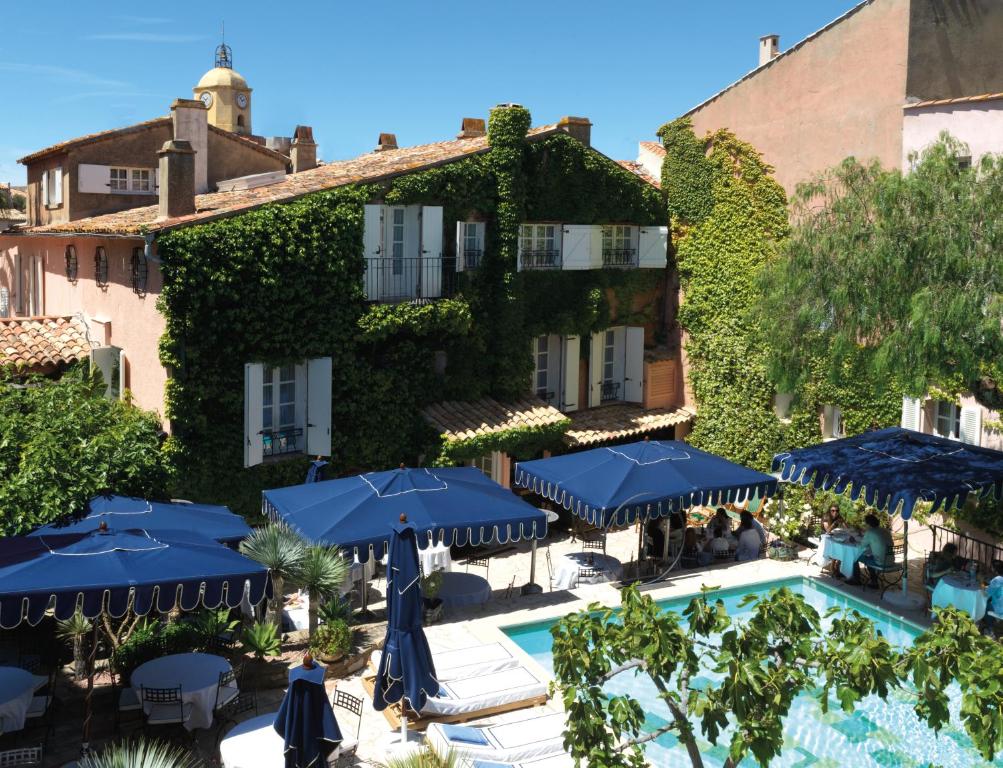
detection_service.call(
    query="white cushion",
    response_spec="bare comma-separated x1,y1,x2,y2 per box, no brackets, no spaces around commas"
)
118,687,142,711
147,701,193,725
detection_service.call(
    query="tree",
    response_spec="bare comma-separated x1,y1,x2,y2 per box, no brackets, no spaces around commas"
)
295,545,349,637
551,585,1003,768
757,135,1003,410
0,367,169,535
239,524,306,627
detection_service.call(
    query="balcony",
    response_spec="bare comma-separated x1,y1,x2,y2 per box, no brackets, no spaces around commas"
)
263,427,303,458
364,257,457,302
602,248,638,268
462,249,483,270
600,381,622,403
519,250,562,271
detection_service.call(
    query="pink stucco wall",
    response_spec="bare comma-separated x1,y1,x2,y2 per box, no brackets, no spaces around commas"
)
686,0,911,196
902,99,1003,167
0,234,168,419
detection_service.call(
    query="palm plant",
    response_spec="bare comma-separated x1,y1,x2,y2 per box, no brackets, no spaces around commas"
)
377,747,459,768
239,524,307,627
296,545,349,636
78,738,199,768
241,621,282,659
56,608,92,681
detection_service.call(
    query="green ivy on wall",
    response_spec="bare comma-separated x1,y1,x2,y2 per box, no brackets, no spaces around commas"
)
659,118,899,470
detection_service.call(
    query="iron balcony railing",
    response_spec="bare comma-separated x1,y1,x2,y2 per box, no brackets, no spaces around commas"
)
930,524,1003,572
600,381,622,403
462,249,483,270
519,249,561,271
602,248,638,268
364,256,456,302
262,428,303,457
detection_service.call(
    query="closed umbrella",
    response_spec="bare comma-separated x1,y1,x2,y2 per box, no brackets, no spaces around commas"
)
273,662,343,768
305,460,329,484
372,516,438,745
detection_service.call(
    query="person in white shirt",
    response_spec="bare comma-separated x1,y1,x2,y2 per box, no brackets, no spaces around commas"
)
735,516,762,562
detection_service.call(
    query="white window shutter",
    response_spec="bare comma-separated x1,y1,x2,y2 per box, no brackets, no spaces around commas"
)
546,334,562,405
306,357,333,457
901,396,922,431
589,332,604,407
561,335,580,412
363,204,383,300
40,172,48,207
118,349,127,400
960,405,982,446
624,327,645,402
244,363,264,468
590,226,604,268
421,205,443,298
562,224,593,270
78,164,111,194
455,221,465,272
638,226,668,268
53,168,63,205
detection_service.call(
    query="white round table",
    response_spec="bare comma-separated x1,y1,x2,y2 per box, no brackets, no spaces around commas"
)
132,652,231,730
437,571,491,611
0,666,38,734
932,574,988,621
419,542,452,574
220,713,285,768
821,535,867,580
553,552,623,590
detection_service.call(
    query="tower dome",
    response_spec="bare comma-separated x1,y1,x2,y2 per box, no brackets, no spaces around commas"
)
193,39,252,136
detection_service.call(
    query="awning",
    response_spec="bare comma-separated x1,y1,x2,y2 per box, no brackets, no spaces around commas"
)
772,427,1003,520
422,397,566,444
564,404,695,447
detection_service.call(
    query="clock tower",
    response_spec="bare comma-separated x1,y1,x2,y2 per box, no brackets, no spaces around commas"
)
194,40,252,136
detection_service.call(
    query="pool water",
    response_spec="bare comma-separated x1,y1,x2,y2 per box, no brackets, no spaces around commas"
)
504,577,1002,768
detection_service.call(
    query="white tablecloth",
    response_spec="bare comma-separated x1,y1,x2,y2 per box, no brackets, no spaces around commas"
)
821,535,867,579
132,652,231,730
383,543,452,575
0,666,38,734
438,571,492,611
220,711,343,768
932,574,988,621
553,552,623,590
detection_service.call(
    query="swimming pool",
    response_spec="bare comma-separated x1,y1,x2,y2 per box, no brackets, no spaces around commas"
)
504,577,1000,768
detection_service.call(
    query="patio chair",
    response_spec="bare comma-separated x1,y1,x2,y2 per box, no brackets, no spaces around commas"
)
466,557,490,577
582,534,606,554
213,691,257,748
214,667,240,711
141,685,193,730
504,575,517,599
862,541,906,598
370,641,520,682
576,566,605,587
545,548,555,591
112,671,143,728
331,688,363,766
427,711,566,763
0,746,43,767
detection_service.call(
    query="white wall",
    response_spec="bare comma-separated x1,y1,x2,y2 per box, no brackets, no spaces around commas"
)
902,99,1003,167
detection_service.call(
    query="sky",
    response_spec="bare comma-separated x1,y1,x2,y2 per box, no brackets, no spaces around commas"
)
0,0,862,185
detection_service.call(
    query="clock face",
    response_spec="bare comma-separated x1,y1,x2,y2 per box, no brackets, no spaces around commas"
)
199,91,213,108
236,93,248,109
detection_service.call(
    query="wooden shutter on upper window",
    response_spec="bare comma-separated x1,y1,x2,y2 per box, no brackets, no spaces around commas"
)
589,332,604,408
52,168,63,205
78,164,112,194
40,172,48,207
901,397,922,431
960,405,982,446
362,204,383,300
561,335,580,412
244,363,264,468
638,226,668,268
306,357,333,457
561,224,593,270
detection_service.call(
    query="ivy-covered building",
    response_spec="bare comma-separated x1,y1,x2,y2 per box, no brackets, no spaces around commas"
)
0,104,692,514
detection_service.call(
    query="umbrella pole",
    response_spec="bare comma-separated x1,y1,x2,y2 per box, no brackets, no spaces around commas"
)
81,618,99,755
901,517,909,595
522,534,543,595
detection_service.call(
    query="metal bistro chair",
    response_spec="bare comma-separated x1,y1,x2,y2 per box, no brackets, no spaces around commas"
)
545,547,555,592
214,667,240,712
582,533,607,555
113,671,143,728
466,557,490,578
331,689,364,766
504,576,517,600
141,685,193,732
0,746,43,767
576,566,606,587
214,691,258,749
863,541,906,598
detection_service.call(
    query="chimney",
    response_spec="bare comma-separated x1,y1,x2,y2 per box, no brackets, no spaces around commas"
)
558,116,592,147
759,34,780,66
170,99,208,194
157,140,196,220
457,117,487,139
290,125,317,173
375,133,398,152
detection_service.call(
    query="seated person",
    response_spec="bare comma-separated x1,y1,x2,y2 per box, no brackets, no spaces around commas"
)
849,514,893,586
645,517,665,560
666,510,686,533
986,560,1003,630
926,542,962,585
741,510,767,549
681,527,713,568
709,525,732,557
735,517,762,562
821,504,846,534
705,508,732,542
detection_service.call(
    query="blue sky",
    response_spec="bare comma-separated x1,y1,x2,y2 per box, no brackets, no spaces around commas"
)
0,0,861,185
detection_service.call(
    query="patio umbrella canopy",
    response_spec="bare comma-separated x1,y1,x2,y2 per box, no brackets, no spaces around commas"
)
514,439,779,528
30,495,252,544
274,673,343,768
372,520,438,716
263,466,547,561
771,427,1003,520
0,527,271,628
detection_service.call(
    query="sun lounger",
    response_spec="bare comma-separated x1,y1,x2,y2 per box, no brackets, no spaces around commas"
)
461,753,573,768
427,711,566,763
422,666,548,717
369,642,521,681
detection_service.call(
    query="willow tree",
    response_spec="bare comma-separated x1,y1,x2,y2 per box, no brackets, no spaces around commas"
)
758,135,1003,409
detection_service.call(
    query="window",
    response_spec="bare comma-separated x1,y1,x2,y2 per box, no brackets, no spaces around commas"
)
95,247,109,288
535,335,550,399
957,156,972,171
602,225,636,267
262,364,301,456
519,224,559,269
602,330,615,384
933,401,961,440
390,207,405,275
0,287,8,318
43,167,62,207
131,169,151,192
822,405,845,439
131,248,148,294
109,168,129,192
463,222,482,268
472,454,494,478
65,245,78,282
108,167,155,194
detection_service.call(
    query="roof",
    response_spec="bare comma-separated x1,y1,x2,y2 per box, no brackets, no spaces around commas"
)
683,0,875,118
26,124,563,236
18,117,285,166
563,404,695,447
904,92,1003,110
0,315,94,371
422,396,568,444
638,141,665,157
617,160,661,189
196,67,249,90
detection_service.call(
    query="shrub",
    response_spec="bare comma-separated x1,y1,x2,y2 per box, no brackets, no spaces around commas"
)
308,619,352,659
242,621,282,659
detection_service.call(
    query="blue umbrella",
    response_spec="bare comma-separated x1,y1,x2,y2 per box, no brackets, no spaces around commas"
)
30,494,252,544
515,439,778,528
305,460,329,484
372,518,438,742
273,667,343,768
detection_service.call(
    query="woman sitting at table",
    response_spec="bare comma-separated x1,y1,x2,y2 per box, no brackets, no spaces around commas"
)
681,527,713,569
645,517,665,560
926,543,962,586
821,504,846,534
705,508,732,542
735,517,762,562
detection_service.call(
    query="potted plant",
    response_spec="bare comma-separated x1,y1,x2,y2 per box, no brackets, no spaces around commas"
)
762,498,804,561
421,570,444,624
308,619,353,663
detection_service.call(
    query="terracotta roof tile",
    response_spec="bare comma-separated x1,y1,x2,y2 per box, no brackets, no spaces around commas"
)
639,141,665,156
423,396,567,443
0,315,94,371
25,124,562,237
617,160,661,189
904,92,1003,110
564,404,695,447
18,117,172,164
